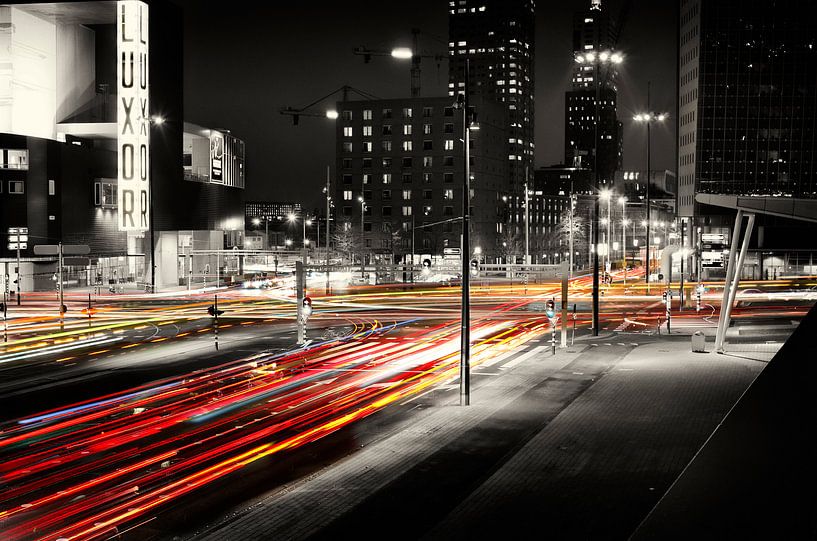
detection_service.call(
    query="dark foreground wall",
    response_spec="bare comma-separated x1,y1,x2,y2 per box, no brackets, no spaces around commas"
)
632,303,817,539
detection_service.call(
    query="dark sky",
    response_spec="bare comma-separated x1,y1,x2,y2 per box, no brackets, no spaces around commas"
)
174,0,676,209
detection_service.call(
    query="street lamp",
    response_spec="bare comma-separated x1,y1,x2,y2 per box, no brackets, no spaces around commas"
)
358,196,366,275
633,83,669,292
600,188,612,276
575,49,623,335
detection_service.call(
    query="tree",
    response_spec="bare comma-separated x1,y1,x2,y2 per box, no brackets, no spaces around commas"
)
332,221,357,264
499,229,522,264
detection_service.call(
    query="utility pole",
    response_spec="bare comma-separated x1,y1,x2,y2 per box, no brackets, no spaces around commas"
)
460,59,472,406
591,61,601,335
58,242,65,316
568,190,575,279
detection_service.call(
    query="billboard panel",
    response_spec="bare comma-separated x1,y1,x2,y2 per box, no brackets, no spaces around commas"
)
117,0,150,232
210,130,224,184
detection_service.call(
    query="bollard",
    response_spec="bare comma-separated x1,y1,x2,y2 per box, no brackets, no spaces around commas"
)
692,331,706,352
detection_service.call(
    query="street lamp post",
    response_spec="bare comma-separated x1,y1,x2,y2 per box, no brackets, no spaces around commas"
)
575,49,622,335
619,196,627,285
358,196,366,277
633,83,668,293
457,58,473,406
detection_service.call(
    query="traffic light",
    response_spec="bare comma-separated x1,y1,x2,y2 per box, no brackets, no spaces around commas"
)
545,298,556,319
302,296,313,318
207,305,224,317
422,258,432,275
469,259,479,278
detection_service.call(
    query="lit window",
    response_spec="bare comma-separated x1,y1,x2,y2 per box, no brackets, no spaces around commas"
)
383,173,392,184
343,126,353,137
423,124,432,135
403,189,412,200
444,189,454,200
363,125,372,136
382,140,392,152
342,142,352,153
444,139,454,150
403,141,413,151
423,156,433,167
363,109,372,120
93,181,115,206
343,190,353,200
403,124,413,135
48,179,55,196
402,206,413,216
403,108,413,118
362,141,372,152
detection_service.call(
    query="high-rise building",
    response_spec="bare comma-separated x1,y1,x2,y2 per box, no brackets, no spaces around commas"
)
448,0,535,193
679,0,817,278
679,0,817,220
564,0,622,186
333,96,507,262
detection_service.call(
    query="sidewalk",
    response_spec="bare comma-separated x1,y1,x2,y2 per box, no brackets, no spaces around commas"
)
190,332,772,540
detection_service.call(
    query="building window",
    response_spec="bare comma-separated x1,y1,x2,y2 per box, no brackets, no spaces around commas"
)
343,126,353,137
444,172,454,183
423,124,432,135
362,141,372,152
403,141,413,151
383,173,392,184
1,149,29,170
342,158,353,169
444,221,454,233
423,189,433,199
343,190,353,200
402,206,413,216
444,189,454,200
383,189,391,199
403,107,413,118
343,206,352,216
7,180,24,194
423,156,433,167
382,157,392,168
403,124,413,135
444,139,454,150
444,206,454,216
423,205,432,216
364,222,372,232
383,124,392,135
402,173,413,183
444,156,454,166
363,190,372,201
383,108,392,119
48,179,55,196
382,140,392,152
342,110,352,121
402,157,413,168
423,107,433,117
362,174,371,184
423,140,433,150
383,206,392,216
423,173,433,183
403,189,412,200
444,106,454,117
363,158,372,168
363,125,372,136
342,174,352,184
444,123,454,134
93,181,115,206
363,109,372,120
342,142,353,153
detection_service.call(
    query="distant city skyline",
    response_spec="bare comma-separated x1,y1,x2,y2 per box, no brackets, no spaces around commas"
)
176,0,676,207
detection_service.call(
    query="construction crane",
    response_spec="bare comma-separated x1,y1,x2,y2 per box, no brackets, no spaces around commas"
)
353,28,446,97
279,85,379,125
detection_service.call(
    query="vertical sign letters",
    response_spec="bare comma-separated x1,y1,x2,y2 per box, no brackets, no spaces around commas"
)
117,0,149,232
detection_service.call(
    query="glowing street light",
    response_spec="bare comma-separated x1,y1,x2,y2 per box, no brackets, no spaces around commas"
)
325,110,339,120
391,47,413,59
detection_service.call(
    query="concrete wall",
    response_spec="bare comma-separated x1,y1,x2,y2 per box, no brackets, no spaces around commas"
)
56,22,95,123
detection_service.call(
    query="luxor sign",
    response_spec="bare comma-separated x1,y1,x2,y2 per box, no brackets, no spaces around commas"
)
117,0,150,232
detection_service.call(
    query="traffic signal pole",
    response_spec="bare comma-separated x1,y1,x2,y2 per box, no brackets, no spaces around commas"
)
214,294,219,350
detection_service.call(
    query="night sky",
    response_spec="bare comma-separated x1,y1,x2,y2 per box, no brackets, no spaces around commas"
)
174,0,676,209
